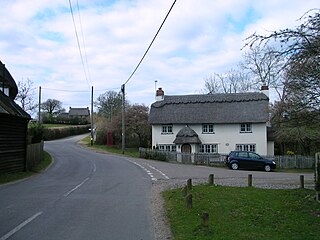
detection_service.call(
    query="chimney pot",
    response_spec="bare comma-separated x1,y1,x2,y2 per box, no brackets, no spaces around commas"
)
261,85,269,98
155,88,164,101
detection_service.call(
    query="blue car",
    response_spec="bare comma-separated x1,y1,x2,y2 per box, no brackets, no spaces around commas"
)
226,151,276,172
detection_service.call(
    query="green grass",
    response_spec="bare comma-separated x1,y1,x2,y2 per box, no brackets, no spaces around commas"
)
42,124,74,128
163,185,320,240
81,136,140,158
0,151,52,185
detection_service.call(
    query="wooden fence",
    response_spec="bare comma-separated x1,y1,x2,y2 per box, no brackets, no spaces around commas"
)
26,141,44,171
139,148,315,169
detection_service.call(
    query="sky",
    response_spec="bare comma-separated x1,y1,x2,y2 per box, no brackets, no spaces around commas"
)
0,0,319,113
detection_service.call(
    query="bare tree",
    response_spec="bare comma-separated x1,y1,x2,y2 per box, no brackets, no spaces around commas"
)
241,46,286,100
95,90,123,119
16,78,37,115
203,68,254,94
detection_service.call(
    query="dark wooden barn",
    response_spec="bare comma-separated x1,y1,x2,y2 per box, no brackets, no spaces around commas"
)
0,61,31,173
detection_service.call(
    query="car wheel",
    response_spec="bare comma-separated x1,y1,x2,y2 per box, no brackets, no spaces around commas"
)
264,165,271,172
231,163,238,170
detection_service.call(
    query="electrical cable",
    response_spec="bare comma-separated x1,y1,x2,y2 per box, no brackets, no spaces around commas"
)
123,0,177,86
68,0,91,89
41,87,119,93
76,0,93,87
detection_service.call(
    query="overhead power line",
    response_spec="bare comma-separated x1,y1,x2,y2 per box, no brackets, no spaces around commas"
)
123,0,177,86
41,87,119,93
68,0,92,89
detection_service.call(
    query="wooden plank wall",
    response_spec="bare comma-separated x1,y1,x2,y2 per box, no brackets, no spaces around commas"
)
0,115,28,173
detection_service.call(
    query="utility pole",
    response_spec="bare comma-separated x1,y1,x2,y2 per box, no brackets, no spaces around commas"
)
90,86,94,146
121,84,125,154
38,86,41,123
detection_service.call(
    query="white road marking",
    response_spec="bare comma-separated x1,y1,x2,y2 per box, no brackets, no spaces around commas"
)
128,160,170,181
147,164,170,179
63,177,90,197
0,212,43,240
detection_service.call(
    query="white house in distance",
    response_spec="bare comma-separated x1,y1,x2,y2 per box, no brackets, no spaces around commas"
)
149,87,274,157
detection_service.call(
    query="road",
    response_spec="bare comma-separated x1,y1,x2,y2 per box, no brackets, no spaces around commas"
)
0,135,154,240
0,134,315,240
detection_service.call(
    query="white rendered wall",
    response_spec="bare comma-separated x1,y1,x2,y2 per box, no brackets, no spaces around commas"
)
151,123,268,155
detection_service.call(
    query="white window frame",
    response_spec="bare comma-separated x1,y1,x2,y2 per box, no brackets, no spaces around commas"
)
202,124,214,134
161,124,173,134
158,144,176,152
236,144,256,152
200,144,218,153
240,123,252,133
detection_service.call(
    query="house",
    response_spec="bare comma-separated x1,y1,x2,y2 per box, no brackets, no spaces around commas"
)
149,87,274,159
68,107,90,121
0,61,31,173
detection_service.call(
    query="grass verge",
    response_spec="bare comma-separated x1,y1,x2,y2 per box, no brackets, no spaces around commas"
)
81,136,140,158
163,185,320,240
0,151,52,185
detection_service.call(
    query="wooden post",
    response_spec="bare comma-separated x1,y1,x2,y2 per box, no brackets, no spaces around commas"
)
248,174,253,187
208,174,214,185
181,185,188,197
186,194,193,209
315,153,320,202
300,175,304,189
187,178,192,190
201,212,209,227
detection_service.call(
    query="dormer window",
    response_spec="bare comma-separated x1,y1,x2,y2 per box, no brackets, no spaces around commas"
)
0,87,9,96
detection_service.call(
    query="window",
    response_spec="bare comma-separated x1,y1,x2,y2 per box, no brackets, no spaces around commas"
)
158,144,176,152
200,144,218,153
202,124,214,134
240,123,252,133
236,144,256,152
161,124,173,134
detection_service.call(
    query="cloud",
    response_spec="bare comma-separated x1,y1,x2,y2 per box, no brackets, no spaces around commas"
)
0,0,319,113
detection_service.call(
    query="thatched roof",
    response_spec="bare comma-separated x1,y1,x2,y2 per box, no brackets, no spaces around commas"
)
173,126,201,144
69,107,90,117
149,92,269,124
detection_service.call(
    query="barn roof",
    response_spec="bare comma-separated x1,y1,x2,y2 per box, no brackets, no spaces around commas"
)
0,91,31,119
149,92,269,124
0,61,18,99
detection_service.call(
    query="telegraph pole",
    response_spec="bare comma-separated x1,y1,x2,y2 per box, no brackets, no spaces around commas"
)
121,84,125,154
38,86,41,123
90,86,94,146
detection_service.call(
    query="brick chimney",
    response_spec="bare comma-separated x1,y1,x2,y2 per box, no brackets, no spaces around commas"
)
261,85,269,98
156,87,164,101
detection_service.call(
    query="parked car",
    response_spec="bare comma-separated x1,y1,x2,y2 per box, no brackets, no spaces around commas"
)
226,151,276,172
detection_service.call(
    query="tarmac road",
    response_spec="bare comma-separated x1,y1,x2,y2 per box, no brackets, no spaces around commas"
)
0,135,154,240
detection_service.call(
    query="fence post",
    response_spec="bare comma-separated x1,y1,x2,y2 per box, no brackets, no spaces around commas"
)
300,175,304,189
208,174,214,185
186,194,193,209
201,212,209,227
248,174,253,187
187,178,192,190
182,185,188,197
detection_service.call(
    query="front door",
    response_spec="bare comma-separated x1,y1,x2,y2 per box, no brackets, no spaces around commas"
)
181,144,191,164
